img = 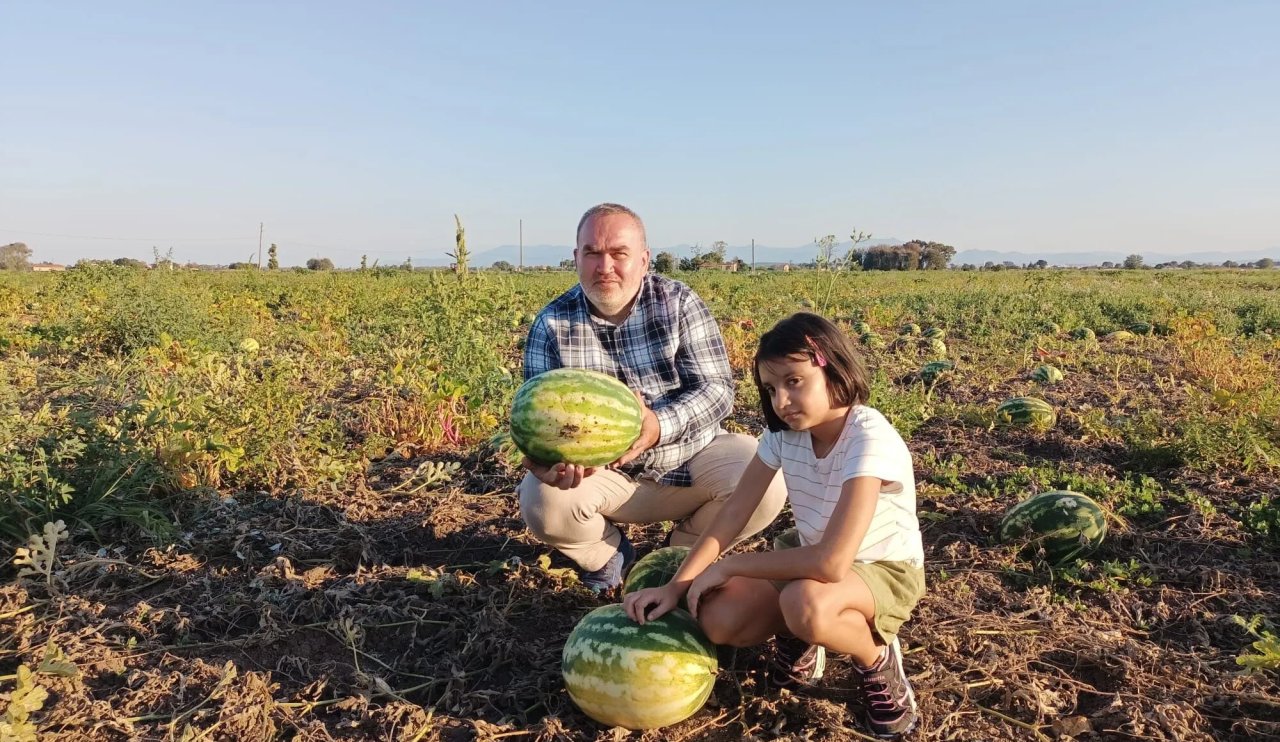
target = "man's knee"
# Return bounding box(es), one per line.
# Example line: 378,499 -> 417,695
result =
517,474 -> 582,542
695,433 -> 761,501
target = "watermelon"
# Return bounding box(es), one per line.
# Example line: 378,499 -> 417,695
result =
1128,322 -> 1154,336
562,604 -> 718,730
925,338 -> 948,357
1031,364 -> 1064,384
510,369 -> 643,467
854,321 -> 872,335
923,327 -> 946,340
1106,330 -> 1136,341
920,360 -> 955,386
860,332 -> 886,350
1041,321 -> 1062,335
999,490 -> 1108,565
994,396 -> 1056,431
1070,328 -> 1096,341
900,323 -> 921,336
623,546 -> 690,595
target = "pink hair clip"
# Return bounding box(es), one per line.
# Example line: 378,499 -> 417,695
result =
804,335 -> 828,367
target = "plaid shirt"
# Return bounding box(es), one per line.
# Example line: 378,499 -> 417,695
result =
523,274 -> 734,485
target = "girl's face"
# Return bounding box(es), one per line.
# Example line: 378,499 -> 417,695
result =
758,355 -> 848,431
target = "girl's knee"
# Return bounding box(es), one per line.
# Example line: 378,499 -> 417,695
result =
779,580 -> 839,642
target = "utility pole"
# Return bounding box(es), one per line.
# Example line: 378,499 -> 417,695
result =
257,222 -> 264,269
519,219 -> 523,271
751,238 -> 756,272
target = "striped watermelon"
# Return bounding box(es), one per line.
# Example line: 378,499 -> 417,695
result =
623,546 -> 690,601
510,369 -> 643,467
854,321 -> 872,335
900,323 -> 921,336
920,360 -> 955,386
562,604 -> 718,730
1128,322 -> 1154,336
1070,328 -> 1096,341
860,332 -> 886,350
1041,321 -> 1062,335
1031,364 -> 1064,384
923,327 -> 946,340
999,490 -> 1108,565
1105,329 -> 1136,341
925,338 -> 948,357
995,397 -> 1056,431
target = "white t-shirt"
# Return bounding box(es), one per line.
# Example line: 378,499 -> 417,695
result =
757,405 -> 925,567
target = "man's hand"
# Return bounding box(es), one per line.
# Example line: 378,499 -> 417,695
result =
523,457 -> 596,490
613,392 -> 660,468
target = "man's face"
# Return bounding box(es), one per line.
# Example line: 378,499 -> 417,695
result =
575,213 -> 650,321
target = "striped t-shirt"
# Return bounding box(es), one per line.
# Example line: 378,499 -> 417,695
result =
757,406 -> 924,567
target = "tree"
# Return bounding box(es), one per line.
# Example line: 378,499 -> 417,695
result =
448,214 -> 469,276
402,257 -> 413,271
113,257 -> 148,269
1034,259 -> 1049,270
906,240 -> 956,270
491,260 -> 514,271
709,241 -> 728,264
359,254 -> 368,271
1256,258 -> 1275,269
306,257 -> 334,271
152,246 -> 176,271
843,229 -> 872,270
0,242 -> 33,270
652,251 -> 676,273
267,243 -> 279,270
1123,254 -> 1144,270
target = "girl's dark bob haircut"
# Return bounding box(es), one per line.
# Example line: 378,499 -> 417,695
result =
753,312 -> 871,432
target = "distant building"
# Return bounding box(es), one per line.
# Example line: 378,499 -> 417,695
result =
31,262 -> 66,272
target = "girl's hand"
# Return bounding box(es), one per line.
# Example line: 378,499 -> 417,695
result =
623,585 -> 681,625
687,562 -> 730,620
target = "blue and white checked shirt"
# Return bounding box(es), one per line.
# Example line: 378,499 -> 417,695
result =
523,274 -> 734,485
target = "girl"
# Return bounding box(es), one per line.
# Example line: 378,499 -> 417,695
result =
623,312 -> 926,739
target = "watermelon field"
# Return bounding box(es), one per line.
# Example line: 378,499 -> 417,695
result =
2,264 -> 1278,740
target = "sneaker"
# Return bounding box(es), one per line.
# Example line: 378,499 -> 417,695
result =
855,637 -> 918,739
578,533 -> 635,593
767,636 -> 826,690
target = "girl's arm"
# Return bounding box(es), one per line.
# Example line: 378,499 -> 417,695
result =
713,475 -> 880,584
624,454 -> 777,623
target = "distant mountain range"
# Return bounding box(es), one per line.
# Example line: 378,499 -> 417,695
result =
421,241 -> 1278,268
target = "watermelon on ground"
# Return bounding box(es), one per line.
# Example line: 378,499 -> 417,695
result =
994,396 -> 1057,431
920,360 -> 956,386
999,490 -> 1108,565
510,369 -> 643,467
623,546 -> 691,596
1070,328 -> 1096,341
1032,364 -> 1065,384
562,604 -> 717,730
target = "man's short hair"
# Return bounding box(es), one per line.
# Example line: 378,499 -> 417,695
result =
576,203 -> 647,249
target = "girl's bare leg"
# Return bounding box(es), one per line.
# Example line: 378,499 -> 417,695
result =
696,576 -> 788,647
778,573 -> 881,667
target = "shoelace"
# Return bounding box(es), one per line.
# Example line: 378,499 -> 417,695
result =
862,671 -> 907,717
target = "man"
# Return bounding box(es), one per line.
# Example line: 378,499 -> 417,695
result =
520,203 -> 788,591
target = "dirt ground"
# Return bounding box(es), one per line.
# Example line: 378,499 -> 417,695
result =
3,347 -> 1279,740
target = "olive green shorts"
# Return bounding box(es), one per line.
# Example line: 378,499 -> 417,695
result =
771,528 -> 926,642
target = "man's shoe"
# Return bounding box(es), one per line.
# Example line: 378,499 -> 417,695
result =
767,636 -> 826,690
578,533 -> 635,593
855,637 -> 918,739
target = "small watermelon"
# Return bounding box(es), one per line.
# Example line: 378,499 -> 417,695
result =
562,604 -> 718,730
920,360 -> 955,386
1070,328 -> 1096,341
923,327 -> 946,340
860,332 -> 886,350
1128,322 -> 1154,336
1031,364 -> 1064,384
854,321 -> 872,335
999,490 -> 1108,565
900,323 -> 921,336
1105,330 -> 1136,341
924,338 -> 948,357
995,396 -> 1057,431
623,546 -> 690,604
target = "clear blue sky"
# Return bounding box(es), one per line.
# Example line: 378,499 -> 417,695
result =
3,1 -> 1277,267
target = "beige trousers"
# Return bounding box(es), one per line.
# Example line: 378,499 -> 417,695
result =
518,432 -> 788,571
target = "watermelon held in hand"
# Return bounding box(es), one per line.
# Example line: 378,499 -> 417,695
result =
562,604 -> 718,730
510,369 -> 643,467
994,396 -> 1057,431
623,546 -> 690,606
999,490 -> 1108,565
